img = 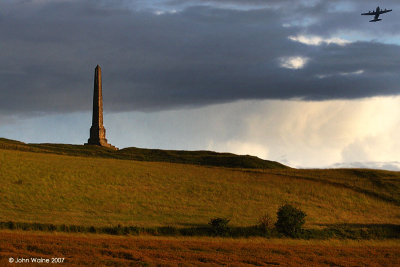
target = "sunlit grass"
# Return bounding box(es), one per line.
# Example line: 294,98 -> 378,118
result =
1,149 -> 399,227
1,231 -> 399,266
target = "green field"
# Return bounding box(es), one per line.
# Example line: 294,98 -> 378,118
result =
1,138 -> 399,232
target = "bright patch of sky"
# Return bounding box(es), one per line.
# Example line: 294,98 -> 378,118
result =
279,56 -> 309,69
154,9 -> 178,15
289,35 -> 351,46
316,70 -> 364,79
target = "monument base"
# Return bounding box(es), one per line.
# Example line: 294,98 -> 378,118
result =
85,138 -> 118,150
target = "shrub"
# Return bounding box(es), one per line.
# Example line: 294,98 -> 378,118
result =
157,226 -> 180,236
258,213 -> 275,232
7,221 -> 15,230
275,204 -> 306,237
209,217 -> 230,236
48,224 -> 56,231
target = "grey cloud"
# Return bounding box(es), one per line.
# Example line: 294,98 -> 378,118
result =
1,0 -> 400,115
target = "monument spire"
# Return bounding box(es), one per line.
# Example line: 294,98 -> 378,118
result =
92,65 -> 103,129
85,65 -> 117,150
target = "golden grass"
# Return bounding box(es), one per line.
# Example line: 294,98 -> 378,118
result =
0,231 -> 399,266
1,148 -> 399,228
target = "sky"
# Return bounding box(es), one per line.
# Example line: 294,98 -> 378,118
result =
1,0 -> 400,169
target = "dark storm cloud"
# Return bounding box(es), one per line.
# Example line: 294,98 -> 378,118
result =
1,0 -> 400,115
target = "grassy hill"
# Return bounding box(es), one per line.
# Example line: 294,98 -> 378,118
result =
1,138 -> 399,231
0,138 -> 288,169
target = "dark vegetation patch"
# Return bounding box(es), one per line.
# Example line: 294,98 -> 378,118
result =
1,221 -> 399,239
0,138 -> 288,169
275,204 -> 306,237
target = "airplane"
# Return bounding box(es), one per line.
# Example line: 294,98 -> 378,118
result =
361,6 -> 392,22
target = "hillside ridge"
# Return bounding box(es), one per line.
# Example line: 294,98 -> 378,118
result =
0,137 -> 288,169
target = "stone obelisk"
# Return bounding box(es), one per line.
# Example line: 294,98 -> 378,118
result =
85,65 -> 117,150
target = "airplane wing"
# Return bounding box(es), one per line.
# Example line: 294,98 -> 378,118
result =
379,9 -> 392,14
361,11 -> 377,15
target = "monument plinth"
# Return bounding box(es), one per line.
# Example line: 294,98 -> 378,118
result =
85,65 -> 117,150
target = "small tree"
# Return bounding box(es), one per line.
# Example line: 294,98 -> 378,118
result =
209,217 -> 230,236
275,204 -> 306,237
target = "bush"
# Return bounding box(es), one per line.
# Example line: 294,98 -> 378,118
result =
209,217 -> 230,236
258,213 -> 275,233
275,204 -> 306,237
157,226 -> 180,236
7,221 -> 15,230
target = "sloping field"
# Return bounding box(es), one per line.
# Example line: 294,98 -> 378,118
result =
1,147 -> 399,228
1,231 -> 399,266
0,138 -> 287,169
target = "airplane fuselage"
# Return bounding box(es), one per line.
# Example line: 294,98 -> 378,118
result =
375,6 -> 380,19
361,6 -> 391,22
